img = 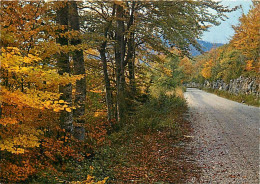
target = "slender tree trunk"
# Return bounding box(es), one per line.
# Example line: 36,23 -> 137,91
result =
126,2 -> 136,94
56,3 -> 73,133
99,5 -> 115,122
128,41 -> 135,93
115,4 -> 126,125
69,2 -> 86,141
100,45 -> 114,122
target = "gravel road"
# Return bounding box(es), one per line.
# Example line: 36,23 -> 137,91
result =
184,88 -> 259,183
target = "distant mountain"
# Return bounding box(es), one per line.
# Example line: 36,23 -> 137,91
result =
190,40 -> 224,56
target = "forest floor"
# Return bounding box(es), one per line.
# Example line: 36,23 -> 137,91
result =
92,92 -> 201,183
185,88 -> 259,183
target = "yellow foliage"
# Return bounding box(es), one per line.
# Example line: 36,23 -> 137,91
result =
85,48 -> 99,56
0,117 -> 19,126
94,111 -> 107,117
0,47 -> 80,158
0,126 -> 43,154
231,3 -> 260,72
70,175 -> 109,184
179,56 -> 194,78
201,59 -> 214,79
245,60 -> 255,71
66,108 -> 72,112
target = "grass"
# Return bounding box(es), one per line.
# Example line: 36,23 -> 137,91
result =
203,88 -> 259,107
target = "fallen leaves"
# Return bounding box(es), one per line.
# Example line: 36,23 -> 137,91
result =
113,120 -> 200,183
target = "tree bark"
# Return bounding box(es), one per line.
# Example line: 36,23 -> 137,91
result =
126,2 -> 136,94
69,2 -> 86,141
98,5 -> 115,122
100,44 -> 114,122
56,3 -> 73,133
115,4 -> 126,125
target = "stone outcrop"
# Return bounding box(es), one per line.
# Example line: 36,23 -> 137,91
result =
185,76 -> 260,96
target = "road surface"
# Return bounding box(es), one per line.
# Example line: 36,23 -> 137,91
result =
184,88 -> 259,183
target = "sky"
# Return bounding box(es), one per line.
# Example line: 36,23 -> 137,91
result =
201,0 -> 253,44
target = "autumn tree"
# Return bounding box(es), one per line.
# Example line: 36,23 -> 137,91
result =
80,1 -> 235,124
231,2 -> 260,73
68,2 -> 87,140
0,2 -> 86,182
179,56 -> 194,82
194,3 -> 259,82
56,3 -> 74,134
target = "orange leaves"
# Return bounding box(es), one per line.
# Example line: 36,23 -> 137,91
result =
1,1 -> 49,50
41,137 -> 84,161
85,119 -> 109,149
231,3 -> 260,72
245,60 -> 255,71
113,126 -> 197,183
0,117 -> 19,126
0,160 -> 36,182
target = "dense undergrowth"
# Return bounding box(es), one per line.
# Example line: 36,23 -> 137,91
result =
89,89 -> 199,183
203,88 -> 260,107
22,88 -> 199,184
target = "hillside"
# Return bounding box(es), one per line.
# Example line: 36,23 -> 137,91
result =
190,40 -> 224,56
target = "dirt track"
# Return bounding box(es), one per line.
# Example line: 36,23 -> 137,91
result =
184,88 -> 259,183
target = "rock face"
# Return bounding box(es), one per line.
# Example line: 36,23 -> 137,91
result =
185,76 -> 260,96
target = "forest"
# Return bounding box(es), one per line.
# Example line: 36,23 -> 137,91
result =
0,1 -> 258,183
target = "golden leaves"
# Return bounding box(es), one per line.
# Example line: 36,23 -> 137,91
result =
59,100 -> 65,103
245,60 -> 255,71
84,48 -> 99,57
70,174 -> 109,184
231,3 -> 260,72
65,108 -> 72,112
179,57 -> 193,76
0,117 -> 19,126
201,59 -> 214,79
0,47 -> 85,117
0,126 -> 43,154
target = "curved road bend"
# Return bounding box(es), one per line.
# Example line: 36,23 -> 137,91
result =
184,88 -> 259,183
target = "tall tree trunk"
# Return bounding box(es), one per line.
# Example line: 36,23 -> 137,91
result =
56,3 -> 73,133
115,4 -> 126,125
69,2 -> 86,141
100,44 -> 114,122
126,2 -> 136,94
128,40 -> 135,93
99,5 -> 115,122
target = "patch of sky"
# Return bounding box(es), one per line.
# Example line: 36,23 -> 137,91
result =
201,0 -> 253,44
